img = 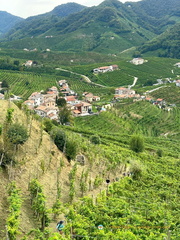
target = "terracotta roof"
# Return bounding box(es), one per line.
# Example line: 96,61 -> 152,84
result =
65,96 -> 76,101
46,91 -> 54,94
36,105 -> 47,111
85,93 -> 93,97
115,87 -> 126,90
114,94 -> 127,98
157,98 -> 163,101
81,101 -> 92,106
98,66 -> 110,70
73,110 -> 81,114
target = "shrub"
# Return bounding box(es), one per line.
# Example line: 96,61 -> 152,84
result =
157,149 -> 163,157
43,118 -> 54,133
130,160 -> 144,179
7,123 -> 28,146
51,128 -> 66,152
130,135 -> 144,153
90,135 -> 101,144
65,140 -> 77,161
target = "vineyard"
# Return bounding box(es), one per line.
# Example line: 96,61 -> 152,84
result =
0,70 -> 112,100
69,57 -> 180,87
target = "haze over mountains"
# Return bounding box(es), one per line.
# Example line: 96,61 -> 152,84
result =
0,0 -> 179,57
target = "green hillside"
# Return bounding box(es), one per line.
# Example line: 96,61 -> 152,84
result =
68,57 -> 180,87
139,23 -> 180,58
0,79 -> 179,239
0,11 -> 23,35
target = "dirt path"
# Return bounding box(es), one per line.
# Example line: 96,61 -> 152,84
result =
56,68 -> 107,88
129,76 -> 138,89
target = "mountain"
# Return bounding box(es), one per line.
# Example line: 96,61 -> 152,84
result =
45,2 -> 87,17
2,2 -> 86,39
0,11 -> 23,35
139,23 -> 180,58
1,0 -> 180,55
124,0 -> 180,34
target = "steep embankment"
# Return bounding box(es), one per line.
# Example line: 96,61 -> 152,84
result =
0,100 -> 70,236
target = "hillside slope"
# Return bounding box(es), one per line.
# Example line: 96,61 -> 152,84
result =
0,11 -> 23,35
139,23 -> 180,58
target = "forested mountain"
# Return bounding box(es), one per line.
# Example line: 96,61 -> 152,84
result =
0,11 -> 23,35
139,23 -> 180,58
1,0 -> 180,56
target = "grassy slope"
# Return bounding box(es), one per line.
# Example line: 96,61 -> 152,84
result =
68,57 -> 180,87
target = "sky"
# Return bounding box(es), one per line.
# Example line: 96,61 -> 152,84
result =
0,0 -> 140,19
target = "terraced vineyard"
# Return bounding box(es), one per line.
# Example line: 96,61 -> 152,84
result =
0,70 -> 57,99
69,57 -> 180,87
0,70 -> 112,100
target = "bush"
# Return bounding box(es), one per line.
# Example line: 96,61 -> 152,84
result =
65,140 -> 77,161
130,135 -> 144,153
130,160 -> 144,179
43,118 -> 54,133
51,128 -> 66,152
157,149 -> 163,157
7,123 -> 28,146
90,135 -> 101,144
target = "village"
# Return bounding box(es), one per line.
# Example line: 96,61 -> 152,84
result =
0,59 -> 180,122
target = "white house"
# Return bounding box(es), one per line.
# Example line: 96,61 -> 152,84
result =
25,60 -> 33,67
93,65 -> 118,73
29,92 -> 44,106
115,87 -> 135,95
176,80 -> 180,87
175,62 -> 180,68
130,58 -> 146,65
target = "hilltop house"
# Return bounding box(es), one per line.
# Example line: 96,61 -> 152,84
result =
176,80 -> 180,87
93,65 -> 118,73
130,58 -> 146,65
24,60 -> 33,67
175,62 -> 180,68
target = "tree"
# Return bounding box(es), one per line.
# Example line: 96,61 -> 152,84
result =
2,80 -> 9,89
43,118 -> 54,133
56,98 -> 67,107
7,123 -> 28,146
50,128 -> 66,152
58,106 -> 72,125
13,60 -> 20,66
65,139 -> 77,161
130,135 -> 144,153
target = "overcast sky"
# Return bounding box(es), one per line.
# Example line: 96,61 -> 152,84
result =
0,0 -> 140,18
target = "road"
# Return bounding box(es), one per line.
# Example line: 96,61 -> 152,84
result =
129,77 -> 138,89
56,68 -> 107,87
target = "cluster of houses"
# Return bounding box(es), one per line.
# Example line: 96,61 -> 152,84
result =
113,87 -> 176,111
114,87 -> 140,99
58,80 -> 100,116
24,86 -> 59,120
23,80 -> 101,121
